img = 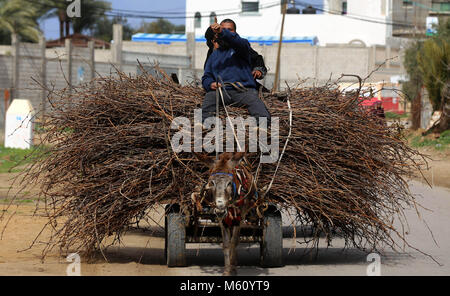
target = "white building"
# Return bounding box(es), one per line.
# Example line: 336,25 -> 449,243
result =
185,0 -> 394,46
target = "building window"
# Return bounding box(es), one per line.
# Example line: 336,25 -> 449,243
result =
194,12 -> 201,28
432,2 -> 450,12
443,2 -> 450,11
210,12 -> 217,24
342,1 -> 347,15
242,1 -> 259,13
302,6 -> 316,14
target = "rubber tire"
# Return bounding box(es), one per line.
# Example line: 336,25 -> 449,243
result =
165,211 -> 187,267
260,210 -> 283,267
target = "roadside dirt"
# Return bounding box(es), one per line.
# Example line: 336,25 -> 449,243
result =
0,203 -> 172,276
411,147 -> 450,189
0,171 -> 171,276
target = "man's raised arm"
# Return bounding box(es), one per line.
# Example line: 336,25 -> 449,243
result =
210,22 -> 250,60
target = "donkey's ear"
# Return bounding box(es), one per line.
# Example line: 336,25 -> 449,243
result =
230,151 -> 246,167
193,152 -> 215,168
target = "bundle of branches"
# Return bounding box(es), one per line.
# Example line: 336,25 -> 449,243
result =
5,68 -> 428,259
260,87 -> 427,252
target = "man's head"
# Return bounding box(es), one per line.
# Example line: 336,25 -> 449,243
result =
220,19 -> 236,32
210,19 -> 236,49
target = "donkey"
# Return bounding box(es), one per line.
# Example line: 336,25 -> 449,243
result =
192,152 -> 258,276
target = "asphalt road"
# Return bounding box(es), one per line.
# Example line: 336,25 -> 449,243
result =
100,180 -> 450,276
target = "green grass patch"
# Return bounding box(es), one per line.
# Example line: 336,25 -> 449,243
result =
0,195 -> 39,205
0,146 -> 34,173
410,130 -> 450,150
16,199 -> 33,204
385,112 -> 409,119
0,198 -> 30,205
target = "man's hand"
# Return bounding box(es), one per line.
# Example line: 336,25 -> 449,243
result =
210,82 -> 222,90
210,17 -> 222,34
252,70 -> 262,79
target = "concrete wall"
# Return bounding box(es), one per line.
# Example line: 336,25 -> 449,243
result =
15,42 -> 45,112
0,36 -> 192,121
0,55 -> 12,89
122,40 -> 403,86
0,55 -> 12,130
348,0 -> 388,17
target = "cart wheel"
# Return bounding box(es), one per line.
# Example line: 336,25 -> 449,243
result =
165,206 -> 186,267
260,207 -> 283,267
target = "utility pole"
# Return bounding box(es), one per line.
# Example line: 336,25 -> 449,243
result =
11,33 -> 19,102
273,1 -> 287,93
413,1 -> 417,38
112,24 -> 123,71
39,35 -> 47,116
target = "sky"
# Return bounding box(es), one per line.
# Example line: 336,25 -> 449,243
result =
39,0 -> 324,40
40,0 -> 186,40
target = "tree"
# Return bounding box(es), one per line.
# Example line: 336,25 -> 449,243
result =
0,0 -> 40,43
403,18 -> 450,132
417,20 -> 450,132
71,0 -> 111,34
136,18 -> 185,34
402,41 -> 423,129
402,41 -> 423,103
417,40 -> 449,110
92,16 -> 134,42
37,0 -> 70,39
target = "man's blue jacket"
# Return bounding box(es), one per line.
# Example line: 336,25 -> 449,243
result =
202,29 -> 256,92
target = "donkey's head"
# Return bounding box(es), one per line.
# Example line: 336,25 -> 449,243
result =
195,152 -> 246,214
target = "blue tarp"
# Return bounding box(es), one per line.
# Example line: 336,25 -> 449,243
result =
131,33 -> 318,46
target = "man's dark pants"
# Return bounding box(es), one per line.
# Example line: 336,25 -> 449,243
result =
201,88 -> 271,124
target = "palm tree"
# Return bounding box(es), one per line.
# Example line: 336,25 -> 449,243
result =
0,0 -> 40,43
35,0 -> 66,39
39,0 -> 110,39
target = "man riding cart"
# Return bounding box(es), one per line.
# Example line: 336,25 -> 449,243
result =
204,19 -> 269,93
200,18 -> 271,125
